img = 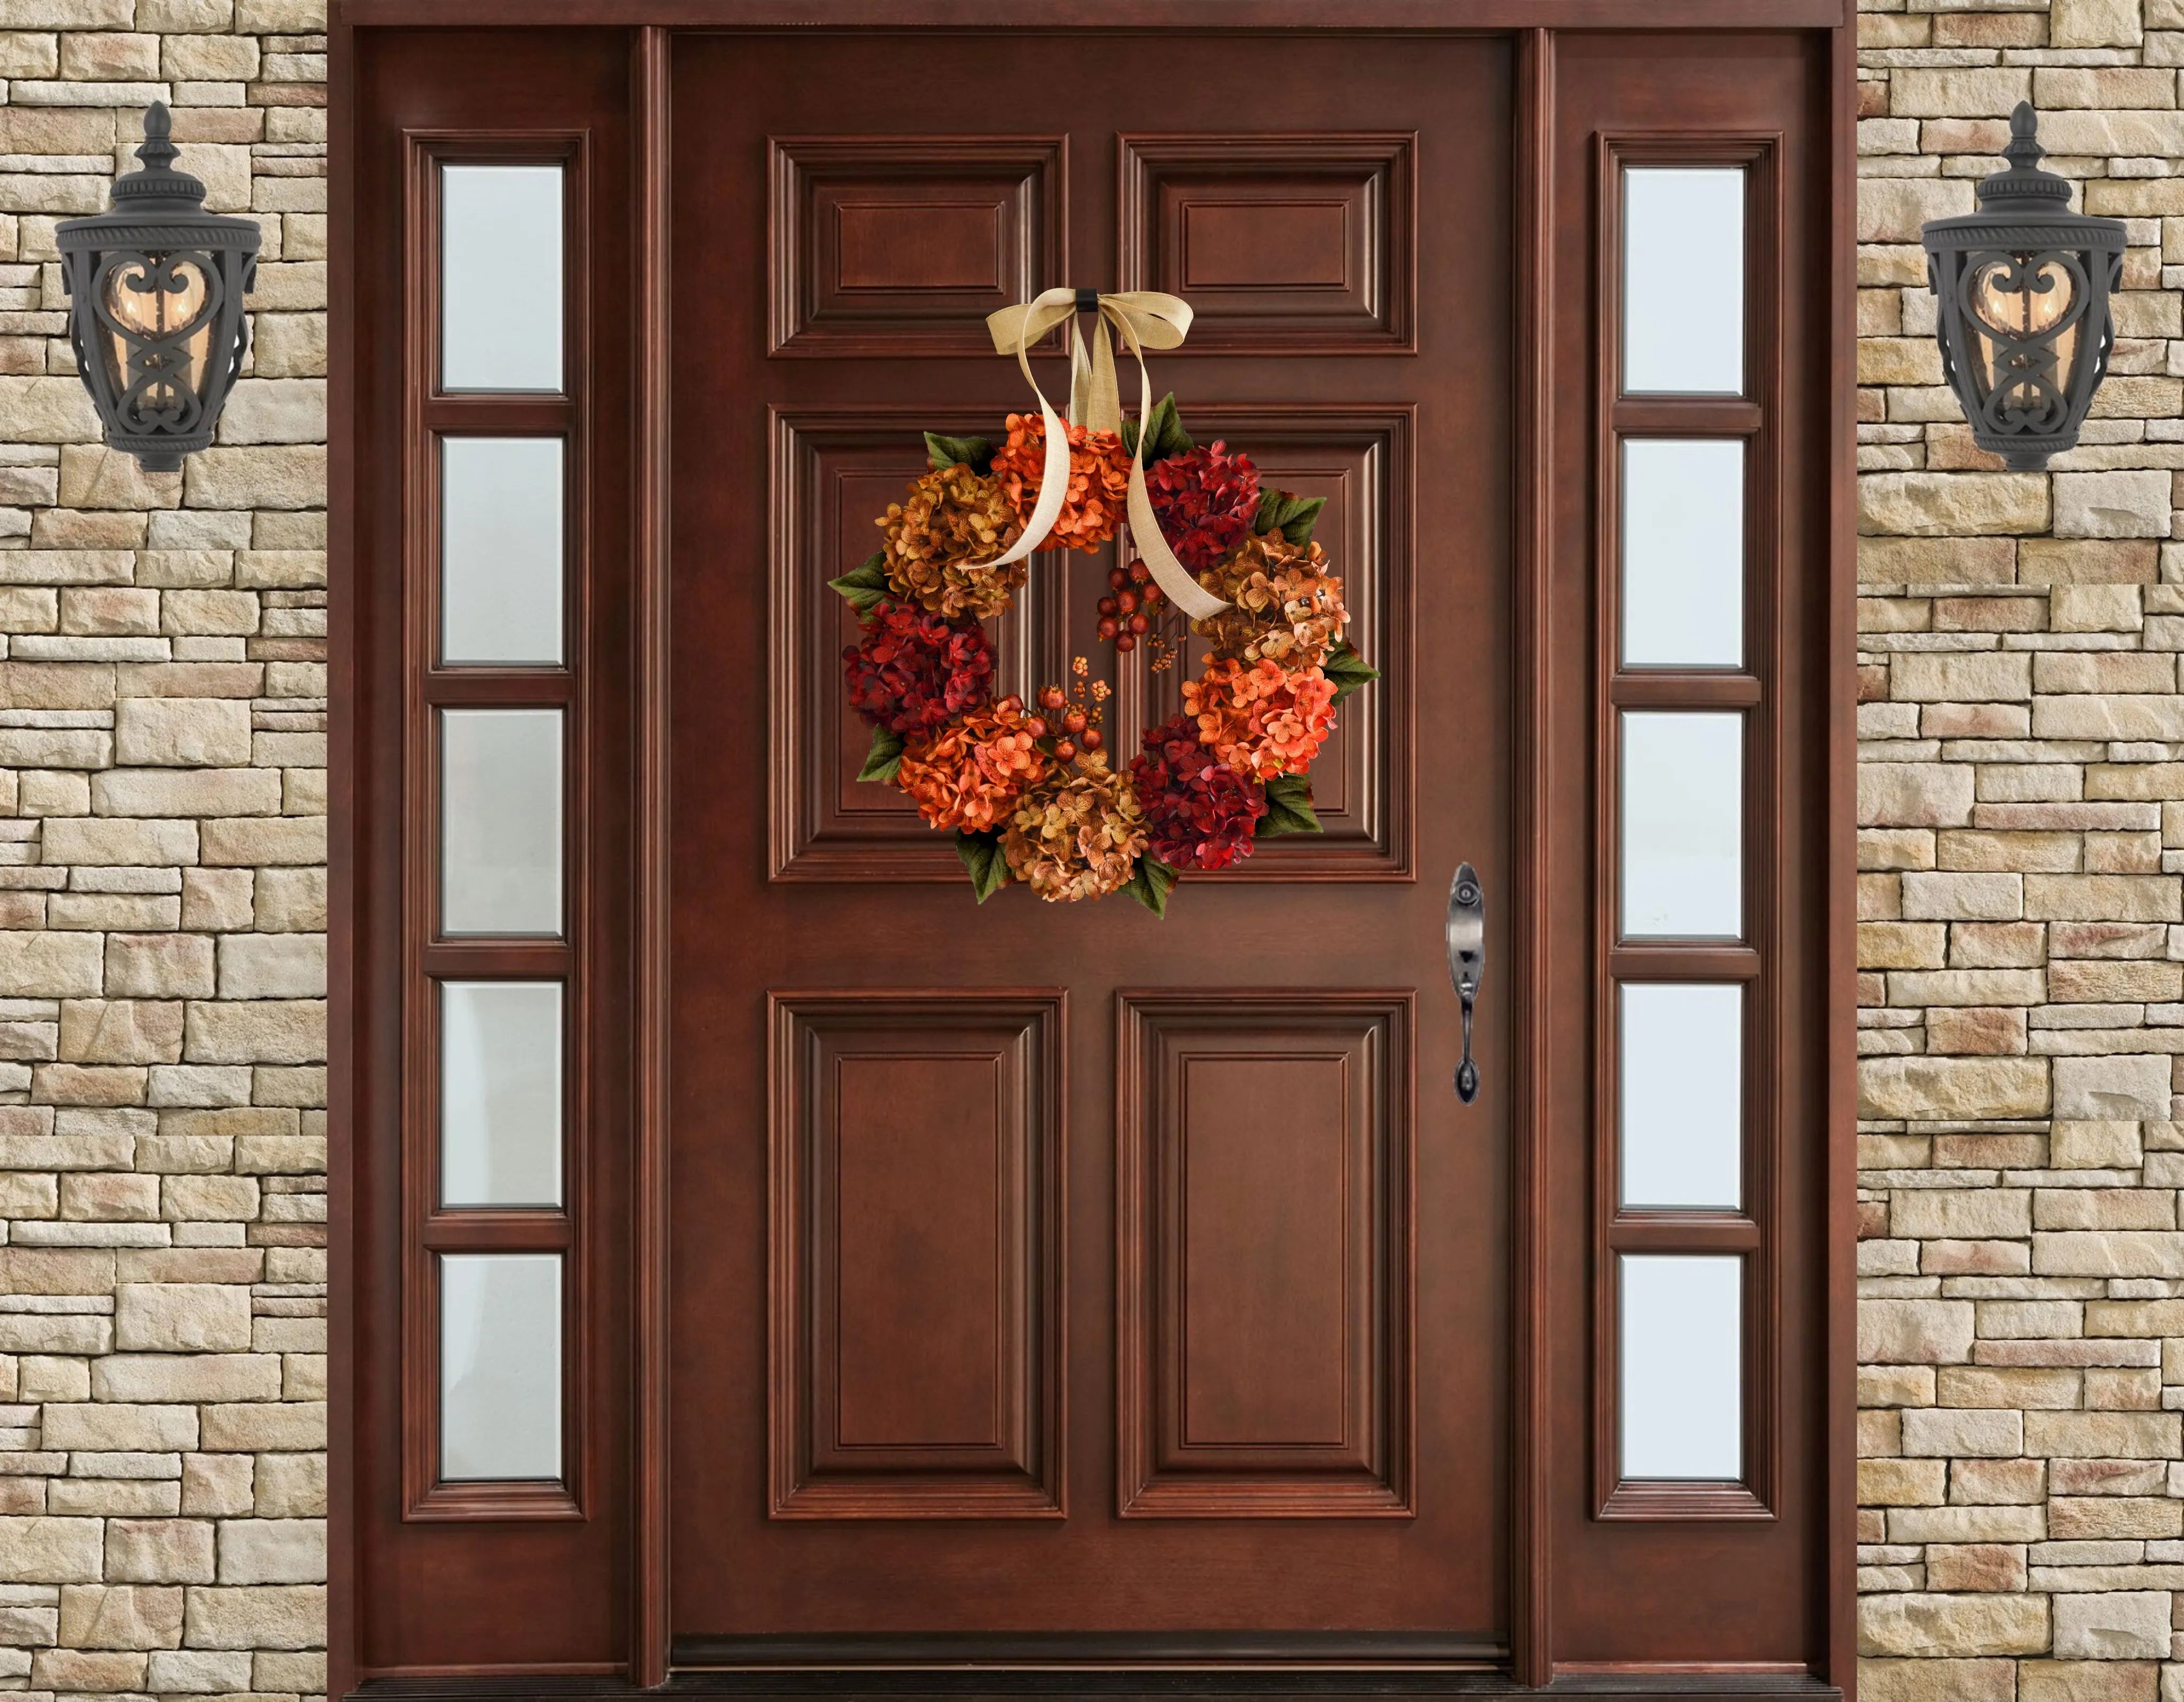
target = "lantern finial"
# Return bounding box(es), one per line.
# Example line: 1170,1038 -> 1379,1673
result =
2004,101 -> 2042,172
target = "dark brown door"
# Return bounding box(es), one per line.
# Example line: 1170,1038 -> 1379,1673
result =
668,31 -> 1512,1654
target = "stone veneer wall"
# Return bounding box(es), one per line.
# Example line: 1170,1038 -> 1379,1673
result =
1859,0 -> 2184,1692
0,0 -> 328,1696
13,0 -> 2184,1697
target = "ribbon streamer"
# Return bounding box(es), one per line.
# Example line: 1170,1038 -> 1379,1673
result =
966,287 -> 1229,623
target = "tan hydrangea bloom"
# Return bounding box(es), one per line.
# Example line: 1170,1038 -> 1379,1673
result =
878,463 -> 1028,620
1192,531 -> 1347,668
1000,755 -> 1148,903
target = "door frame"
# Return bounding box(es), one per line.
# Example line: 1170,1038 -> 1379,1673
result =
325,5 -> 1858,1695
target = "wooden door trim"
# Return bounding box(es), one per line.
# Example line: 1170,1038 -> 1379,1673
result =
633,21 -> 674,1690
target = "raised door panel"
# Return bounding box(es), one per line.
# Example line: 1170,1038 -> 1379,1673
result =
769,991 -> 1065,1517
1118,135 -> 1416,353
770,410 -> 1058,880
1119,407 -> 1412,878
1116,991 -> 1413,1517
770,136 -> 1066,355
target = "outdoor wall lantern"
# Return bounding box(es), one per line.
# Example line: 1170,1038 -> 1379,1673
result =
1921,102 -> 2124,471
56,103 -> 260,472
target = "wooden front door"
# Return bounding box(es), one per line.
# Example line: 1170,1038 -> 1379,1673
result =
667,31 -> 1511,1657
338,14 -> 1855,1693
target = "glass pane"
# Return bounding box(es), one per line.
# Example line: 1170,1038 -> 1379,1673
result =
440,1253 -> 561,1481
1620,983 -> 1742,1209
440,437 -> 564,667
441,981 -> 562,1208
1621,1253 -> 1741,1481
440,709 -> 562,937
1622,711 -> 1742,940
441,163 -> 563,393
1623,167 -> 1744,396
1622,439 -> 1744,669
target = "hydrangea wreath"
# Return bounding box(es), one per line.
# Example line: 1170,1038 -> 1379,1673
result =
832,395 -> 1378,913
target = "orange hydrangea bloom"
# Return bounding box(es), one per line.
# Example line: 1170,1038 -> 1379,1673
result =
1181,658 -> 1337,782
988,413 -> 1133,552
896,702 -> 1049,834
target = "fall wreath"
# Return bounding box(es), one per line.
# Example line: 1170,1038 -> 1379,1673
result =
830,290 -> 1378,914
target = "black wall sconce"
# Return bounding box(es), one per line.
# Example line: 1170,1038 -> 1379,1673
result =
56,103 -> 260,473
1921,102 -> 2125,471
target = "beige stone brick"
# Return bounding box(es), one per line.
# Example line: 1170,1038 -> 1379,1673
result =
1924,1545 -> 2028,1593
1862,763 -> 1976,828
181,1000 -> 323,1066
2053,1593 -> 2170,1660
1863,1056 -> 2048,1119
103,1520 -> 211,1586
2051,0 -> 2145,46
178,1583 -> 323,1650
1863,1661 -> 2018,1702
2024,1411 -> 2183,1458
213,1521 -> 319,1585
1859,1593 -> 2049,1657
1861,472 -> 2050,537
178,1456 -> 250,1520
56,1584 -> 183,1652
112,699 -> 252,768
2054,1054 -> 2173,1119
0,1518 -> 103,1584
112,1285 -> 252,1354
250,1454 -> 320,1519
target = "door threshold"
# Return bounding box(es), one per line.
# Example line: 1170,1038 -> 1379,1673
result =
351,1672 -> 1841,1702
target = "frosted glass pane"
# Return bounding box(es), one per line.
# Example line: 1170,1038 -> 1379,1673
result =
1620,983 -> 1742,1209
440,1253 -> 560,1481
1622,439 -> 1744,669
441,164 -> 563,392
1622,711 -> 1742,940
441,981 -> 562,1208
1622,1254 -> 1741,1480
1624,167 -> 1744,395
441,437 -> 564,667
441,709 -> 561,936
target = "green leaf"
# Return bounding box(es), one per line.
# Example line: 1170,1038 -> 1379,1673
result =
1277,496 -> 1325,546
1123,856 -> 1177,918
1123,393 -> 1194,463
1322,640 -> 1382,703
857,725 -> 905,785
828,551 -> 891,618
1258,772 -> 1322,837
924,431 -> 993,474
955,831 -> 1011,903
1252,489 -> 1325,546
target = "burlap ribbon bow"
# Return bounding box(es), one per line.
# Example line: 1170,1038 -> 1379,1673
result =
961,287 -> 1228,622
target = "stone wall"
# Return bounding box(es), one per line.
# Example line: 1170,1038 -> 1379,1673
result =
1858,0 -> 2184,1693
7,0 -> 2184,1694
0,0 -> 328,1696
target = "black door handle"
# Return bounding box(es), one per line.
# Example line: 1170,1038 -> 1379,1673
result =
1446,862 -> 1484,1103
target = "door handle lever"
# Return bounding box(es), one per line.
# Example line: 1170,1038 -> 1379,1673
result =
1445,862 -> 1484,1103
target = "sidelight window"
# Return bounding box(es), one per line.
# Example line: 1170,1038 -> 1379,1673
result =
1596,142 -> 1775,1520
404,146 -> 584,1517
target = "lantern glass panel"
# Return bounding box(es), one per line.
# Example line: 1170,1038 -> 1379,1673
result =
99,254 -> 214,418
1967,253 -> 2081,419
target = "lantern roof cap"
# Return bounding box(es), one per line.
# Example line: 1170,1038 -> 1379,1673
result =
1976,103 -> 2074,213
106,103 -> 207,215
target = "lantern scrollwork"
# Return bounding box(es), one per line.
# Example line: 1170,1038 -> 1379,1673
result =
1921,102 -> 2124,472
56,103 -> 260,473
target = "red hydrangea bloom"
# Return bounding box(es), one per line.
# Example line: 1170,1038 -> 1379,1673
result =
1145,441 -> 1261,575
1128,713 -> 1268,871
841,599 -> 995,736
